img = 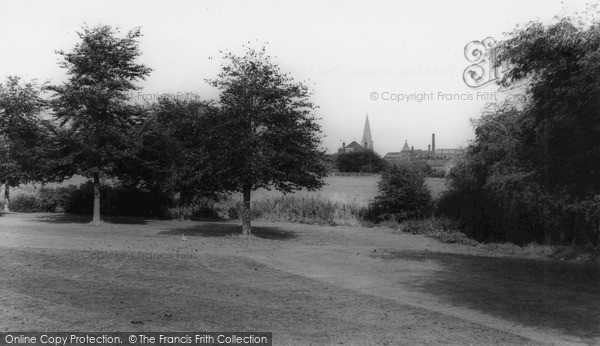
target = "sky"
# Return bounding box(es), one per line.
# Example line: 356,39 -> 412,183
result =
0,0 -> 592,155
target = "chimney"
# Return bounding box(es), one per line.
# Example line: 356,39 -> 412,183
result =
342,141 -> 346,149
411,146 -> 414,153
432,133 -> 436,153
428,144 -> 431,151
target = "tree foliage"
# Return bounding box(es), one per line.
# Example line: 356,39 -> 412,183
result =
497,16 -> 600,197
49,25 -> 151,223
207,45 -> 327,234
335,150 -> 387,173
0,76 -> 56,211
440,12 -> 600,245
365,165 -> 432,223
125,97 -> 225,203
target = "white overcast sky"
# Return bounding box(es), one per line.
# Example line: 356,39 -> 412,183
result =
0,0 -> 591,155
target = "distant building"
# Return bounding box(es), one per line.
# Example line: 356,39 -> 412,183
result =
331,117 -> 465,174
338,140 -> 365,154
337,115 -> 373,154
383,133 -> 466,173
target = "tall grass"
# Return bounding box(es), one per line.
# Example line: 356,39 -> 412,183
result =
234,195 -> 365,226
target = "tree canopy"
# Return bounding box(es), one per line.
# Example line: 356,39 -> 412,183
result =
125,97 -> 226,203
440,13 -> 600,245
335,150 -> 387,173
0,76 -> 53,211
497,16 -> 600,197
49,24 -> 151,224
207,45 -> 327,234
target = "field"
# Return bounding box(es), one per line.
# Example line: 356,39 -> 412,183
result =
1,212 -> 598,345
8,176 -> 447,208
237,176 -> 447,206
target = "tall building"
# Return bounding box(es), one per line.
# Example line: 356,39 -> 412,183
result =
337,114 -> 374,154
361,115 -> 373,151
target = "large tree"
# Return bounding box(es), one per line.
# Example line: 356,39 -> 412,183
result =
122,97 -> 225,202
0,76 -> 49,212
49,25 -> 151,224
208,46 -> 327,235
496,16 -> 600,197
440,12 -> 600,245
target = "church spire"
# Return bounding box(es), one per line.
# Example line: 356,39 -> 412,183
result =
361,114 -> 373,151
401,139 -> 410,152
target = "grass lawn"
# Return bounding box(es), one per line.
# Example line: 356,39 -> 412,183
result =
1,212 -> 598,345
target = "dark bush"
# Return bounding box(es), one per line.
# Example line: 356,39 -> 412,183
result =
10,194 -> 41,212
336,150 -> 387,173
364,165 -> 433,223
10,186 -> 77,213
436,161 -> 600,246
37,186 -> 77,212
167,198 -> 222,220
64,181 -> 171,218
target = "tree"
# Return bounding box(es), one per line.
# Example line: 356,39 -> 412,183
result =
49,25 -> 151,224
208,45 -> 327,235
496,15 -> 600,197
0,76 -> 48,212
438,11 -> 600,245
335,150 -> 387,173
438,99 -> 548,244
123,97 -> 225,203
365,165 -> 432,223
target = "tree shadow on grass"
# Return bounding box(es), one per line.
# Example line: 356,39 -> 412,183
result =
411,253 -> 600,339
160,222 -> 297,240
34,213 -> 147,225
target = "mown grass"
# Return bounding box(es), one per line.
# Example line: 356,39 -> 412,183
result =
7,176 -> 597,262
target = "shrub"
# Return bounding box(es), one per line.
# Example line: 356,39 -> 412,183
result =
10,194 -> 41,212
37,186 -> 77,212
364,165 -> 433,223
167,199 -> 221,220
9,186 -> 77,213
64,181 -> 170,217
437,159 -> 600,246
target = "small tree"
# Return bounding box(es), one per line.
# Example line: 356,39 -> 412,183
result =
49,25 -> 151,224
208,45 -> 327,235
366,165 -> 433,223
0,76 -> 48,212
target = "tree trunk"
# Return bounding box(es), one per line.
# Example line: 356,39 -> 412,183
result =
92,172 -> 101,225
2,183 -> 9,213
242,185 -> 251,235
